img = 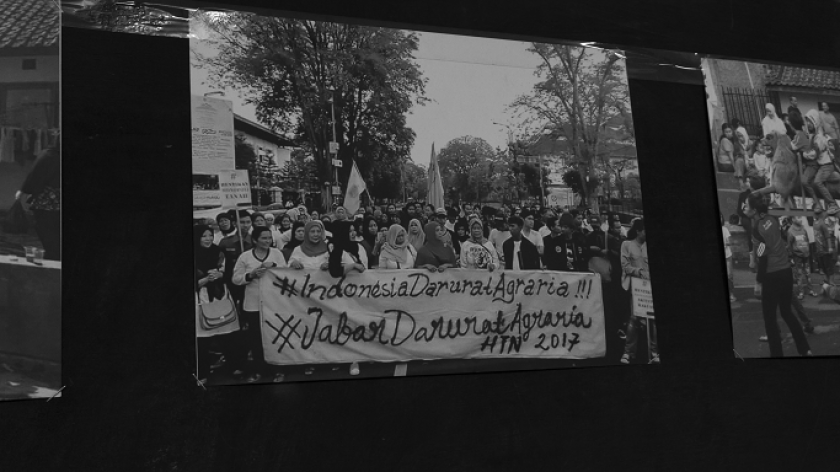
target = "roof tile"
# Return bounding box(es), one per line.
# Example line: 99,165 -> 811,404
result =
764,64 -> 840,92
0,0 -> 59,50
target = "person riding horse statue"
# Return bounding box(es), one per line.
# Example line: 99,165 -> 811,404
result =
751,109 -> 839,213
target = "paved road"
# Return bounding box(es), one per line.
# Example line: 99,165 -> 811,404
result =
0,354 -> 61,401
729,258 -> 840,358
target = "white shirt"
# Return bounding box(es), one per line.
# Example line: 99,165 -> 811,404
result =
538,225 -> 552,239
289,246 -> 357,270
459,240 -> 499,270
489,229 -> 510,260
522,228 -> 544,253
232,248 -> 287,312
512,241 -> 522,271
378,244 -> 417,269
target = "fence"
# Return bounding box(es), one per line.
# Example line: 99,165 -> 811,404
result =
721,87 -> 779,138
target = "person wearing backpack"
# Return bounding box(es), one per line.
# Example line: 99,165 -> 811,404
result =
788,217 -> 816,300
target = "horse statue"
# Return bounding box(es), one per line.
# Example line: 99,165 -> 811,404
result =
752,130 -> 840,211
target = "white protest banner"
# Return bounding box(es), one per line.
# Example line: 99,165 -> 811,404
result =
218,170 -> 251,209
259,269 -> 605,364
191,95 -> 235,174
631,277 -> 654,318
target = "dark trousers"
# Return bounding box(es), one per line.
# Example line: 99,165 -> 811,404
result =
241,310 -> 266,368
33,210 -> 60,261
761,268 -> 810,356
818,253 -> 836,283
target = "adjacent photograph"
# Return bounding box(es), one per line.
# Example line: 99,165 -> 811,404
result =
0,0 -> 61,400
704,57 -> 840,358
190,9 -> 654,385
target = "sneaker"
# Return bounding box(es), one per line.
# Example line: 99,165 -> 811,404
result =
649,354 -> 660,364
245,373 -> 262,383
620,354 -> 631,364
810,290 -> 819,297
805,350 -> 814,357
759,335 -> 768,342
350,362 -> 360,376
272,373 -> 285,383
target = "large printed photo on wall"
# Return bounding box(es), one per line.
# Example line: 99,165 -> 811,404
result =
190,9 -> 655,386
0,0 -> 61,400
704,57 -> 840,358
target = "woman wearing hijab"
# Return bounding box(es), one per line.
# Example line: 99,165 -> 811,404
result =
379,224 -> 417,269
459,218 -> 498,271
414,221 -> 458,272
194,224 -> 239,381
407,218 -> 425,251
762,103 -> 787,138
328,220 -> 368,277
232,226 -> 287,383
351,219 -> 373,267
288,220 -> 331,270
281,221 -> 306,263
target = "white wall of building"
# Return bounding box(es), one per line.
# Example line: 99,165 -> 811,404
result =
0,55 -> 58,83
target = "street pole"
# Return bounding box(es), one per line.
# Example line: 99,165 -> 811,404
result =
330,90 -> 338,210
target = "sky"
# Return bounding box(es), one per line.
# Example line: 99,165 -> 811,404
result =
189,17 -> 610,168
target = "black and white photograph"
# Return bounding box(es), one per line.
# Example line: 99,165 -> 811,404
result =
190,9 -> 655,386
705,57 -> 840,358
0,0 -> 61,400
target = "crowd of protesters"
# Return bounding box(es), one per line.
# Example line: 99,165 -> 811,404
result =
718,98 -> 840,357
194,199 -> 652,384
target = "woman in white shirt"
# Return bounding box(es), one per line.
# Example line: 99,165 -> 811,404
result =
379,224 -> 417,269
459,218 -> 498,271
288,220 -> 331,270
232,226 -> 287,383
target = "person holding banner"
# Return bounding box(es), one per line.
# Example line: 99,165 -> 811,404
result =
232,226 -> 287,383
328,221 -> 368,277
415,222 -> 458,272
459,218 -> 498,271
503,216 -> 541,270
288,220 -> 331,270
620,218 -> 658,364
281,221 -> 306,263
407,218 -> 426,252
379,224 -> 417,269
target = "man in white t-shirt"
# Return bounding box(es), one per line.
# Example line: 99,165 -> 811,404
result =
520,209 -> 544,256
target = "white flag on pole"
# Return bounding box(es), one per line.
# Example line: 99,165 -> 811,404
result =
344,160 -> 366,215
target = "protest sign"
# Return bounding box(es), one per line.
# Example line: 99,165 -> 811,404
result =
218,170 -> 251,209
191,95 -> 235,174
259,269 -> 606,364
631,277 -> 654,318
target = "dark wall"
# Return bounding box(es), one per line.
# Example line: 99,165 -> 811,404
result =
3,1 -> 840,470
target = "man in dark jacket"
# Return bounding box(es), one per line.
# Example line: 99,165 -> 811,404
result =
503,216 -> 541,270
543,213 -> 588,271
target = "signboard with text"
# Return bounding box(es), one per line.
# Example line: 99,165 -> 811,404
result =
191,95 -> 235,174
218,170 -> 251,209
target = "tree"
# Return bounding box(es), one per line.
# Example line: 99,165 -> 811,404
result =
437,136 -> 496,202
403,160 -> 428,201
193,12 -> 428,210
510,44 -> 633,211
